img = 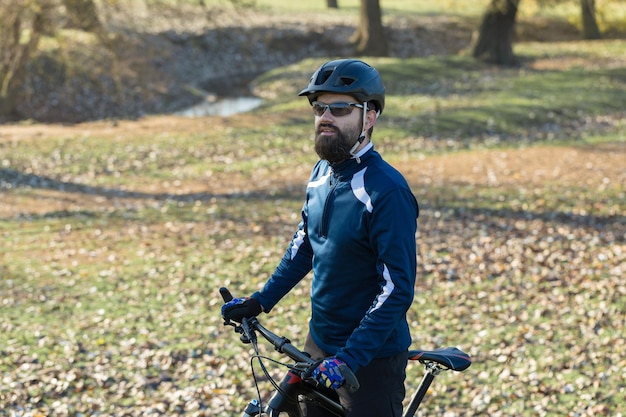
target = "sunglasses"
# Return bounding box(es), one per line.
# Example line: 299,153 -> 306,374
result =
311,101 -> 364,117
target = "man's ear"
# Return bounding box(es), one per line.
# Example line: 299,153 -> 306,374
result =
366,109 -> 378,130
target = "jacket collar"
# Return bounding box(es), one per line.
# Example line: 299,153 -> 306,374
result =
329,143 -> 376,179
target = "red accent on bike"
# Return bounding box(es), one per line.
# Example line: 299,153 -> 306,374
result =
286,371 -> 302,385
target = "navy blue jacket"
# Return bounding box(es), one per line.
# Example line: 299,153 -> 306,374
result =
254,144 -> 419,372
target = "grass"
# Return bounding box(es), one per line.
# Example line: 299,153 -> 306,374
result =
246,0 -> 626,33
259,46 -> 625,148
1,13 -> 626,417
249,0 -> 626,21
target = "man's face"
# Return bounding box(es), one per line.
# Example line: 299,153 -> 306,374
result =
313,93 -> 363,164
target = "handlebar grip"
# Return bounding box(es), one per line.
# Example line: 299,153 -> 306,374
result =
338,364 -> 360,393
220,287 -> 233,302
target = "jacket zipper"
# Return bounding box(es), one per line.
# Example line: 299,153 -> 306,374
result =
321,172 -> 338,238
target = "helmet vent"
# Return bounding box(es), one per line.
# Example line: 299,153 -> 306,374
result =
317,69 -> 334,84
337,76 -> 356,87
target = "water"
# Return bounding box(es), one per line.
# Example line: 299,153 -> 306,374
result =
176,96 -> 263,117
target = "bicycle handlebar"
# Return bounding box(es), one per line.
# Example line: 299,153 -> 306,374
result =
220,287 -> 360,393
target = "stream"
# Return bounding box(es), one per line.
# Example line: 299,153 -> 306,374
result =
175,96 -> 263,117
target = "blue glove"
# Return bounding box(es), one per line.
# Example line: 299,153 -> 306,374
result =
221,297 -> 262,323
312,357 -> 346,390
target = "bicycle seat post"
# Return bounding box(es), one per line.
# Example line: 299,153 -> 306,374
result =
402,362 -> 442,417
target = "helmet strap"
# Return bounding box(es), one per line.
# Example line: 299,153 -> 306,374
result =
349,102 -> 369,159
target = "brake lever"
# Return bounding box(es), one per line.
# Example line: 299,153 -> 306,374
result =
221,318 -> 255,345
293,361 -> 321,387
240,317 -> 257,344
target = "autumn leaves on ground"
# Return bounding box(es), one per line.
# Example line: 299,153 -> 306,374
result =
2,13 -> 626,417
2,117 -> 624,416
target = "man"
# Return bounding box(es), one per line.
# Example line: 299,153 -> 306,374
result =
222,59 -> 419,417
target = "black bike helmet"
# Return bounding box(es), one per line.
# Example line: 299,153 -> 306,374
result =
298,59 -> 385,114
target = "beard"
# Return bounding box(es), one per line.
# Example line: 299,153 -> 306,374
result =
314,123 -> 361,164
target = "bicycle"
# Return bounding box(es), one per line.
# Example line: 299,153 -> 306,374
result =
220,287 -> 471,417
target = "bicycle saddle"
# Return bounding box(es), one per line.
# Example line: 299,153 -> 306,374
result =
408,347 -> 471,372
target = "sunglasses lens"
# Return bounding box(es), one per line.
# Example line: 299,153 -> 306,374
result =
312,102 -> 356,117
329,104 -> 352,117
312,102 -> 327,116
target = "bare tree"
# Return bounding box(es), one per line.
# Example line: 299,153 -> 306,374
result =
472,0 -> 520,66
63,0 -> 125,101
351,0 -> 388,56
0,0 -> 55,120
580,0 -> 601,39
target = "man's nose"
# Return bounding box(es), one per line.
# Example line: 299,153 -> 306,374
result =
319,107 -> 334,120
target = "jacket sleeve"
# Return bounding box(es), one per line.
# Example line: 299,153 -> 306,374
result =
253,209 -> 313,312
253,162 -> 326,311
335,187 -> 418,372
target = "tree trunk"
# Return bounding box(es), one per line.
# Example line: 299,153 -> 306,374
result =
63,0 -> 124,102
0,2 -> 48,120
327,0 -> 338,8
351,0 -> 388,56
63,0 -> 102,32
580,0 -> 601,39
472,0 -> 520,66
